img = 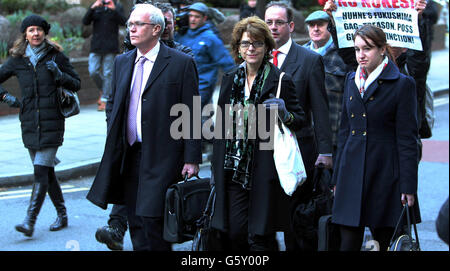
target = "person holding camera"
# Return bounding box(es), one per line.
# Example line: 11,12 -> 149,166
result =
175,2 -> 234,110
0,14 -> 81,238
82,0 -> 127,111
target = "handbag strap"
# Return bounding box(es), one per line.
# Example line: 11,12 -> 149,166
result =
275,72 -> 285,99
274,72 -> 285,132
202,186 -> 216,217
406,203 -> 420,248
389,204 -> 420,249
389,204 -> 407,246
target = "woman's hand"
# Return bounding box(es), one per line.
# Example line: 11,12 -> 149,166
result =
401,193 -> 415,207
46,60 -> 63,81
263,94 -> 290,123
0,85 -> 7,101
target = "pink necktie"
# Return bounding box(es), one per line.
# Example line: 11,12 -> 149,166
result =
127,56 -> 146,146
272,50 -> 280,67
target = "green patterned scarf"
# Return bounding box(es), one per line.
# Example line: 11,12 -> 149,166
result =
223,61 -> 270,190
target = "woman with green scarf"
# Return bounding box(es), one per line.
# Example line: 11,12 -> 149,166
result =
0,14 -> 80,237
209,16 -> 305,251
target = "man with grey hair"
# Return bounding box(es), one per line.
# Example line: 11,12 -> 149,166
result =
303,10 -> 350,154
87,3 -> 201,251
94,1 -> 194,251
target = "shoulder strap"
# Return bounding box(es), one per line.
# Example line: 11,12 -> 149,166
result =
276,72 -> 285,99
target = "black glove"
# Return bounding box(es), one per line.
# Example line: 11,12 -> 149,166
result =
2,93 -> 20,107
263,93 -> 290,123
46,60 -> 63,81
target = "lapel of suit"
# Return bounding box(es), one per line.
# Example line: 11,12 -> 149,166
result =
142,43 -> 170,95
109,49 -> 137,127
259,65 -> 279,99
348,72 -> 366,106
280,42 -> 300,76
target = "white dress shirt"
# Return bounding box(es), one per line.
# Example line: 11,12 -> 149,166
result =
130,42 -> 160,142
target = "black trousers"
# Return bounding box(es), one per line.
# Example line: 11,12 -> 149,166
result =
339,225 -> 394,251
108,204 -> 128,235
225,172 -> 278,251
123,143 -> 171,251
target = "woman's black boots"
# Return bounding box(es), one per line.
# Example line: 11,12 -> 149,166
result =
15,165 -> 49,237
47,167 -> 68,231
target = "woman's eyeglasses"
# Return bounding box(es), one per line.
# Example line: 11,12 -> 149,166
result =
239,41 -> 265,49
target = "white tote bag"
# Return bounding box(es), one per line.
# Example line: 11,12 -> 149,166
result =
272,72 -> 307,196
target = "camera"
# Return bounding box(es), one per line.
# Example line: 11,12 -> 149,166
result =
175,8 -> 189,36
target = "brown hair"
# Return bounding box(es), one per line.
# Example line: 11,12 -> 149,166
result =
231,16 -> 276,64
353,24 -> 394,62
9,32 -> 63,57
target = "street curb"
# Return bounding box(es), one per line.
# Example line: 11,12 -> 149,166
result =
0,160 -> 101,188
0,160 -> 212,188
434,87 -> 449,98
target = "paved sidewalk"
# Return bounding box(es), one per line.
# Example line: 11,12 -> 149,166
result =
0,42 -> 448,187
0,104 -> 107,186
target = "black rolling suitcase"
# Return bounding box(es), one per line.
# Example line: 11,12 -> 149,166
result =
317,215 -> 340,251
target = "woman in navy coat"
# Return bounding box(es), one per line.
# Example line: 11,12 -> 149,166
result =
331,25 -> 420,251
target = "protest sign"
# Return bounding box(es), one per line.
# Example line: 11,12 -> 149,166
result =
332,0 -> 422,50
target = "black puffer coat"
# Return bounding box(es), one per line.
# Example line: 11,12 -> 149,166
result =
0,46 -> 81,150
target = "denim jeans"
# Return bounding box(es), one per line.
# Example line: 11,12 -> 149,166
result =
88,53 -> 115,102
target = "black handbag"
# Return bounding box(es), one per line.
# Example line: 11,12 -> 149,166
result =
192,186 -> 224,251
163,175 -> 211,243
291,166 -> 334,250
52,55 -> 80,118
388,204 -> 421,251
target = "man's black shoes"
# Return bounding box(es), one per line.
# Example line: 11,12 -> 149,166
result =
95,225 -> 124,251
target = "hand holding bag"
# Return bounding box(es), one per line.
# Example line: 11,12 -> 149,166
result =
163,175 -> 211,243
273,72 -> 307,196
52,55 -> 80,118
388,204 -> 421,251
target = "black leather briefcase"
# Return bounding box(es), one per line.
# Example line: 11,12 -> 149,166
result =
163,176 -> 211,243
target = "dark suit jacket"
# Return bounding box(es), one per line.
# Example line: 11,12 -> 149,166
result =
280,42 -> 333,170
87,43 -> 202,217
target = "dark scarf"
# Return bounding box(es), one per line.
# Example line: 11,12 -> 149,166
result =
223,61 -> 270,190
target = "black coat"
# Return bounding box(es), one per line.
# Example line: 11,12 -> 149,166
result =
82,1 -> 127,54
210,64 -> 306,235
0,46 -> 81,150
332,60 -> 420,228
280,42 -> 333,171
86,44 -> 202,217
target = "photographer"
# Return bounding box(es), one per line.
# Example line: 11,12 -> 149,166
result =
175,2 -> 234,109
82,0 -> 127,111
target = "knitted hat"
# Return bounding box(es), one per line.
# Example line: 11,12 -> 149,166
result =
21,14 -> 51,35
